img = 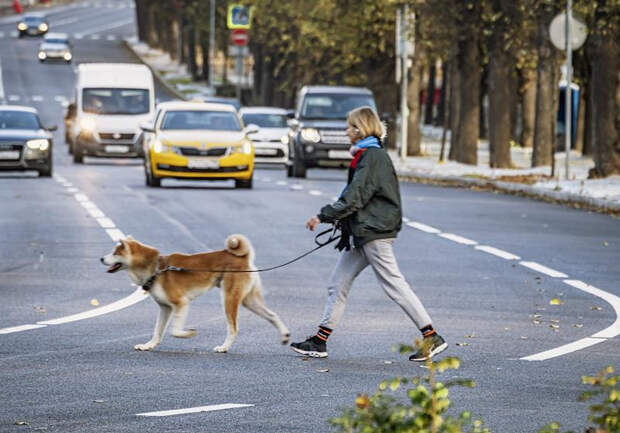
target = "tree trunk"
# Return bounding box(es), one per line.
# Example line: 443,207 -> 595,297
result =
455,32 -> 480,165
532,11 -> 559,167
424,64 -> 436,125
479,67 -> 487,140
134,0 -> 148,42
407,56 -> 424,156
587,24 -> 620,177
583,76 -> 593,155
520,67 -> 536,148
488,44 -> 513,168
575,87 -> 585,154
187,24 -> 197,80
448,60 -> 460,161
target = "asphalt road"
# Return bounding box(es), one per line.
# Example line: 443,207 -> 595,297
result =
0,3 -> 619,432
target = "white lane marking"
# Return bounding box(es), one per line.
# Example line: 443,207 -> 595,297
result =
290,184 -> 303,191
96,217 -> 116,228
106,228 -> 125,241
0,58 -> 4,101
276,181 -> 287,186
74,34 -> 83,39
51,16 -> 80,26
0,324 -> 47,335
87,207 -> 105,218
519,261 -> 568,278
331,196 -> 339,201
74,193 -> 89,202
67,187 -> 79,193
10,31 -> 17,37
406,221 -> 441,234
475,245 -> 520,260
80,201 -> 97,210
54,95 -> 68,102
520,279 -> 619,361
309,190 -> 322,196
106,35 -> 116,41
8,95 -> 20,101
136,403 -> 254,417
0,32 -> 4,38
438,233 -> 478,245
55,175 -> 67,182
32,96 -> 43,102
38,288 -> 147,325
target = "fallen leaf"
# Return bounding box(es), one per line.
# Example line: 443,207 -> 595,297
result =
15,421 -> 28,426
355,394 -> 370,409
316,368 -> 329,373
504,327 -> 511,331
34,306 -> 46,313
550,298 -> 564,306
533,313 -> 542,318
93,400 -> 105,403
591,306 -> 603,311
573,324 -> 584,328
465,333 -> 476,339
532,320 -> 541,325
456,342 -> 469,347
520,336 -> 528,340
90,299 -> 99,306
301,356 -> 310,361
549,324 -> 560,330
550,319 -> 560,323
383,360 -> 393,365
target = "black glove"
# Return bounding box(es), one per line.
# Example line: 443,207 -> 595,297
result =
334,220 -> 351,252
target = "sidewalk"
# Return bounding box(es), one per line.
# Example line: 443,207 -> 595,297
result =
125,37 -> 620,216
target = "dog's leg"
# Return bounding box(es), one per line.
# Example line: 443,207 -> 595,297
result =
171,300 -> 197,339
214,291 -> 240,353
242,281 -> 290,345
135,304 -> 172,351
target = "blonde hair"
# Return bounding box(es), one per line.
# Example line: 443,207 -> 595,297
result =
347,106 -> 385,140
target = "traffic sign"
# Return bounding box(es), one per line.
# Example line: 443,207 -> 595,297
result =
227,4 -> 252,29
549,12 -> 588,50
230,29 -> 249,46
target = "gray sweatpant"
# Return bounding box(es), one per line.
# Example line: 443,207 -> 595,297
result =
319,238 -> 432,330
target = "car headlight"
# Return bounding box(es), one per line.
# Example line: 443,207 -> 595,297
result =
39,23 -> 48,31
63,52 -> 72,61
280,135 -> 289,145
38,51 -> 46,59
26,139 -> 50,150
300,128 -> 320,143
17,22 -> 27,30
152,139 -> 164,153
80,117 -> 96,133
242,140 -> 252,154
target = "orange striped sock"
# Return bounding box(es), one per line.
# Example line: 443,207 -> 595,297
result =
316,326 -> 332,342
420,325 -> 436,338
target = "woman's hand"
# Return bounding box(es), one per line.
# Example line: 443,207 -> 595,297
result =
306,216 -> 320,231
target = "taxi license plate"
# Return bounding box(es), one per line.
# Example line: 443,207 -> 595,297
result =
105,145 -> 129,153
255,148 -> 277,156
188,158 -> 219,169
327,150 -> 352,159
0,150 -> 19,160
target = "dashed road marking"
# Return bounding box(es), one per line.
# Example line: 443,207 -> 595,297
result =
309,190 -> 322,196
276,180 -> 287,186
437,233 -> 478,245
406,221 -> 441,234
106,228 -> 125,241
96,217 -> 116,228
136,403 -> 254,417
475,245 -> 520,260
0,324 -> 47,335
32,96 -> 43,102
8,95 -> 20,101
290,184 -> 303,191
519,261 -> 568,278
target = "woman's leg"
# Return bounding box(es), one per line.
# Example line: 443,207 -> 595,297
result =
319,247 -> 369,329
362,238 -> 433,329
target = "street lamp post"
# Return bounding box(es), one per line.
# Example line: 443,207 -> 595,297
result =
564,0 -> 572,180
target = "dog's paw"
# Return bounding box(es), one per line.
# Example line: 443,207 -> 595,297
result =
172,328 -> 197,339
213,345 -> 229,353
134,343 -> 155,351
281,333 -> 290,345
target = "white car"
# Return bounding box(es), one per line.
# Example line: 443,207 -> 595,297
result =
38,33 -> 72,63
239,107 -> 289,165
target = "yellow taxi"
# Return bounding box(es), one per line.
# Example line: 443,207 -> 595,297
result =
140,101 -> 256,188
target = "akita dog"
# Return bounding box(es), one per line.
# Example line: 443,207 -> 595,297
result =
101,235 -> 290,353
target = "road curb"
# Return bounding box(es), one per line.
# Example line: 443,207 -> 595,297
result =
123,38 -> 188,102
397,170 -> 620,216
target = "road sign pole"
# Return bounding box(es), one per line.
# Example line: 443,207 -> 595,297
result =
564,0 -> 572,180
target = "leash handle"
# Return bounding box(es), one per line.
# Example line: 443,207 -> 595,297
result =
314,224 -> 340,247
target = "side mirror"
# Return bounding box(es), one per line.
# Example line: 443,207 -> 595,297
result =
45,125 -> 58,131
286,110 -> 295,119
140,122 -> 155,133
244,123 -> 259,135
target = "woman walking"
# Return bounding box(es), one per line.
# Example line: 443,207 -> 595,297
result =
290,106 -> 447,362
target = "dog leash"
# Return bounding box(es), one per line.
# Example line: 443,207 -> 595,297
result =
143,225 -> 341,287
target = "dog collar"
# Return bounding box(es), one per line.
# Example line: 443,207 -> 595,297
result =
141,261 -> 185,292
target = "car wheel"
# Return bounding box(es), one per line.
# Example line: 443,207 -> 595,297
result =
38,156 -> 52,177
235,175 -> 253,189
73,142 -> 83,163
144,157 -> 161,187
39,59 -> 44,63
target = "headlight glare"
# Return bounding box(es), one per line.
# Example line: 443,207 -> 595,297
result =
300,128 -> 320,143
17,22 -> 26,31
38,51 -> 46,59
242,140 -> 252,154
63,52 -> 72,61
80,117 -> 96,133
39,23 -> 48,31
26,139 -> 49,150
280,135 -> 289,145
153,140 -> 164,153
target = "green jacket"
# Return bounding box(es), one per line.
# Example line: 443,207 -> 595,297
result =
318,147 -> 402,247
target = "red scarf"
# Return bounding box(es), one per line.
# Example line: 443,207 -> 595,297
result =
350,148 -> 368,169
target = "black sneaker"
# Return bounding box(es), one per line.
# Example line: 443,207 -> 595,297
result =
409,334 -> 448,362
290,335 -> 328,358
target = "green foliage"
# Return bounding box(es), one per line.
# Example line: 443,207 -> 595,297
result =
330,341 -> 489,433
539,365 -> 619,433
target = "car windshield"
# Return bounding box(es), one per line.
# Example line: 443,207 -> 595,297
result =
241,113 -> 287,128
203,98 -> 241,111
160,110 -> 242,131
0,111 -> 41,130
24,16 -> 43,24
82,88 -> 149,115
300,93 -> 376,120
45,38 -> 68,45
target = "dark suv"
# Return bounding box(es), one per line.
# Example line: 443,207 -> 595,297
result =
286,86 -> 377,178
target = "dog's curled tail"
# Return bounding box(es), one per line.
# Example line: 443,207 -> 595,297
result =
225,234 -> 253,257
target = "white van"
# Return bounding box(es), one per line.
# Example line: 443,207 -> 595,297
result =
70,63 -> 154,163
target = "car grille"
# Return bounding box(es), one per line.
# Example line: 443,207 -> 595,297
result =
0,143 -> 23,161
98,133 -> 135,141
255,149 -> 285,158
157,164 -> 248,173
319,129 -> 350,145
177,146 -> 231,157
